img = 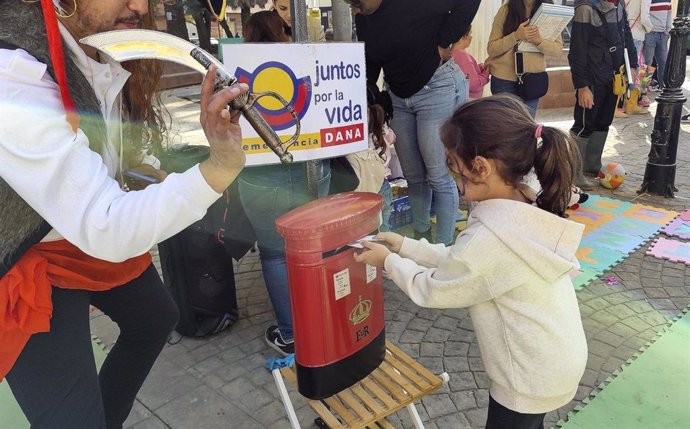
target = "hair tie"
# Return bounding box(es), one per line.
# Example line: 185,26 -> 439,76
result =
534,124 -> 544,139
534,124 -> 544,149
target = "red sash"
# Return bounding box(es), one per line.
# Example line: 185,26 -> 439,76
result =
0,240 -> 151,380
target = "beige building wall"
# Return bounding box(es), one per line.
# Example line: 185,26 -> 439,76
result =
468,0 -> 504,66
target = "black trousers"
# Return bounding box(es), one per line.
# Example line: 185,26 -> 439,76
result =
485,395 -> 546,429
6,265 -> 179,429
571,82 -> 618,138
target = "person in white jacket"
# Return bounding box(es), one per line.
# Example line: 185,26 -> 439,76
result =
624,0 -> 653,107
355,94 -> 588,429
643,0 -> 674,89
625,0 -> 653,58
0,1 -> 247,427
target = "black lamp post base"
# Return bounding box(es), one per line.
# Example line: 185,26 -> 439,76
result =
639,164 -> 678,197
638,2 -> 689,197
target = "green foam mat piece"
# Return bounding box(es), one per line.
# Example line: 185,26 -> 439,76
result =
0,336 -> 108,428
571,267 -> 602,291
560,310 -> 690,428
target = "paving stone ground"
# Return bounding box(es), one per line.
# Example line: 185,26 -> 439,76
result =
89,68 -> 690,429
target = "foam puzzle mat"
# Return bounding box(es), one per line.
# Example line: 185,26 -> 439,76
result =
558,308 -> 690,428
567,195 -> 676,290
646,236 -> 690,265
661,209 -> 690,240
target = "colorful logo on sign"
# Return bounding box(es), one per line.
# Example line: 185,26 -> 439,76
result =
235,61 -> 312,131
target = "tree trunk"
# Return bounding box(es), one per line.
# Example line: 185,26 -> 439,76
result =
163,0 -> 190,40
331,0 -> 353,41
194,8 -> 213,52
240,5 -> 251,36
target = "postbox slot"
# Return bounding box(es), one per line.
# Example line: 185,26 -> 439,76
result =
321,229 -> 379,259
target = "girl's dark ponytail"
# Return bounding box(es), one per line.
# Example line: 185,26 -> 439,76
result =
441,94 -> 580,218
534,126 -> 579,216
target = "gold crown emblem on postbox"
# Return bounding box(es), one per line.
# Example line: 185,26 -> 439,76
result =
349,296 -> 372,325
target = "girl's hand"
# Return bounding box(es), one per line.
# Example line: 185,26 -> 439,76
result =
375,232 -> 404,253
353,241 -> 391,267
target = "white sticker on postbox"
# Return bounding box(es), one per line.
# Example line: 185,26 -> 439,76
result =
366,264 -> 377,284
333,268 -> 351,300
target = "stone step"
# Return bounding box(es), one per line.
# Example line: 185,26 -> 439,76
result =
159,60 -> 202,90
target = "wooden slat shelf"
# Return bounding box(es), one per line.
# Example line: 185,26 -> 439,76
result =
280,341 -> 445,429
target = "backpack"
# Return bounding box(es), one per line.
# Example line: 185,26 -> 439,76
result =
158,145 -> 256,337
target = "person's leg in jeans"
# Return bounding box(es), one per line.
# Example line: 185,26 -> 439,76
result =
7,288 -> 107,428
654,32 -> 669,87
411,62 -> 465,245
523,98 -> 540,118
491,76 -> 539,117
378,179 -> 393,232
390,92 -> 429,237
391,61 -> 464,245
238,163 -> 330,347
491,75 -> 519,96
90,265 -> 179,428
643,32 -> 661,85
485,395 -> 546,429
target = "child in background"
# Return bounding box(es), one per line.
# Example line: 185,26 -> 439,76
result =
451,25 -> 490,100
370,86 -> 396,231
354,94 -> 587,429
347,84 -> 396,231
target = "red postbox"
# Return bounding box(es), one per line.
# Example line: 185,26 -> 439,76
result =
275,192 -> 386,400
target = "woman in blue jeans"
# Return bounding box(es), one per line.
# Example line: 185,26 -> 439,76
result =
238,163 -> 330,356
238,11 -> 331,356
388,61 -> 468,245
351,0 -> 480,245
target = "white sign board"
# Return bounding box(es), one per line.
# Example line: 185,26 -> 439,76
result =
220,42 -> 368,166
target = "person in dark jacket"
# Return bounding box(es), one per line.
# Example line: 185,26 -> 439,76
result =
347,0 -> 481,246
568,0 -> 637,188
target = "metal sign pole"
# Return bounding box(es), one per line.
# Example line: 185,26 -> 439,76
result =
290,0 -> 309,42
290,0 -> 321,197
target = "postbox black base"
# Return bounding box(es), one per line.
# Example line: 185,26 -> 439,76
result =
296,329 -> 386,400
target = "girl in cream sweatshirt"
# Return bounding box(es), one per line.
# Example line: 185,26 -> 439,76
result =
355,94 -> 588,429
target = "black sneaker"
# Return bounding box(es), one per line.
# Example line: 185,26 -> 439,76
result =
682,114 -> 690,123
265,325 -> 294,356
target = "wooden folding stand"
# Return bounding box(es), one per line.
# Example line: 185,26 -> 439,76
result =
273,341 -> 449,429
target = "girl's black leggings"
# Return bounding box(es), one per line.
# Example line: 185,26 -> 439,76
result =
486,395 -> 546,429
7,265 -> 179,429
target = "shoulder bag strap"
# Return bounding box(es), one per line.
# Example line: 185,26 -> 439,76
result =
514,49 -> 525,82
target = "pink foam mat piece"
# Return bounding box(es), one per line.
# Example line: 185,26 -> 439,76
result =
680,209 -> 690,222
662,217 -> 690,240
646,237 -> 690,265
